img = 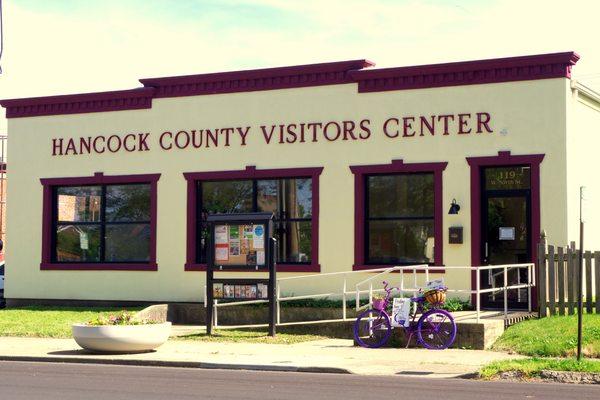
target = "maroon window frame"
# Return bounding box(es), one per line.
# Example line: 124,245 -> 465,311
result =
350,159 -> 447,271
40,172 -> 160,271
184,166 -> 322,273
466,151 -> 544,305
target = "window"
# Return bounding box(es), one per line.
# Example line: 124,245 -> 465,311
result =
40,173 -> 160,270
197,178 -> 313,264
54,184 -> 151,263
350,160 -> 446,270
366,173 -> 434,264
184,166 -> 322,272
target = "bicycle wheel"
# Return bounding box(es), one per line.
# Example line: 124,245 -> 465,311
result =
416,309 -> 456,350
353,308 -> 392,349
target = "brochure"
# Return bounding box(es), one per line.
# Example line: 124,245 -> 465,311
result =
247,250 -> 257,265
243,225 -> 254,238
215,245 -> 229,261
256,250 -> 265,265
215,225 -> 228,244
391,298 -> 411,328
213,283 -> 223,298
257,283 -> 268,299
252,224 -> 265,249
229,239 -> 240,256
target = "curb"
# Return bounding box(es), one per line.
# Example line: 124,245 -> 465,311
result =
539,370 -> 600,385
0,355 -> 352,375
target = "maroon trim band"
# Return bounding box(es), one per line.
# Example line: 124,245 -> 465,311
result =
466,151 -> 544,306
140,59 -> 374,98
1,88 -> 154,119
350,52 -> 579,92
40,262 -> 158,271
1,52 -> 579,119
183,165 -> 323,273
40,172 -> 161,271
349,159 -> 447,271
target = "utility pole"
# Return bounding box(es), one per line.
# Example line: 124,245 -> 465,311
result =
577,186 -> 585,361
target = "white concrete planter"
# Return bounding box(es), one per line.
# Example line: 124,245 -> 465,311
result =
72,322 -> 171,353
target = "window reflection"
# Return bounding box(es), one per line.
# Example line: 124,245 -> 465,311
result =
366,173 -> 435,264
57,186 -> 101,222
198,178 -> 313,264
53,184 -> 151,263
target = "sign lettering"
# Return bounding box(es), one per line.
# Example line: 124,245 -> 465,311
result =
50,112 -> 493,156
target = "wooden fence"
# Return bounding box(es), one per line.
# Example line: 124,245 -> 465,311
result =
537,237 -> 600,317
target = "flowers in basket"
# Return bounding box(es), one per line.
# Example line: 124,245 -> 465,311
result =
371,293 -> 387,310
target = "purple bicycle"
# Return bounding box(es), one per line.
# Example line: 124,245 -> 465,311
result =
353,281 -> 457,349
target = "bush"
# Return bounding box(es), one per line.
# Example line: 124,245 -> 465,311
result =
441,297 -> 473,312
86,310 -> 159,326
279,296 -> 472,312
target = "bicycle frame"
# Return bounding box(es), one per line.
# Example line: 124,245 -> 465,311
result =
363,281 -> 451,349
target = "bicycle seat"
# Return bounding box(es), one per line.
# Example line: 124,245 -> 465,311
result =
410,296 -> 425,302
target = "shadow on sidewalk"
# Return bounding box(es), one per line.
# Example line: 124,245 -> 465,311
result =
47,349 -> 157,356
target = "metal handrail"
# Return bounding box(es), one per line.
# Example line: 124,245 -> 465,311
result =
206,262 -> 536,328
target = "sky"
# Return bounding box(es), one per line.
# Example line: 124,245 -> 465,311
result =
0,0 -> 599,132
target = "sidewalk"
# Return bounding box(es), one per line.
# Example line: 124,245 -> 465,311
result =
0,335 -> 521,378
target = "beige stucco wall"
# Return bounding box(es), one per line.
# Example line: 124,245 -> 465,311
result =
566,84 -> 600,250
5,78 -> 569,302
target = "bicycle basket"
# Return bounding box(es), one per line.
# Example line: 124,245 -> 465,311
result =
424,288 -> 446,305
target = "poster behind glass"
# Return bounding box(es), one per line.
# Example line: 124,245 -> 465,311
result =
213,223 -> 266,266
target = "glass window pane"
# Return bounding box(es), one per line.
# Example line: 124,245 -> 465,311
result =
257,179 -> 278,214
285,178 -> 312,218
105,224 -> 151,262
57,186 -> 102,222
257,178 -> 312,218
367,220 -> 434,264
106,184 -> 151,222
201,180 -> 253,214
367,174 -> 434,218
484,166 -> 531,190
56,224 -> 101,262
275,221 -> 311,263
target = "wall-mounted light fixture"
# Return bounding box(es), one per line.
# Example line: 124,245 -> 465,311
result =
448,199 -> 461,215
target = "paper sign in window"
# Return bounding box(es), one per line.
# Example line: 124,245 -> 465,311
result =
499,227 -> 515,240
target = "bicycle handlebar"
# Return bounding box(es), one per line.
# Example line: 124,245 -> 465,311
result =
382,281 -> 399,294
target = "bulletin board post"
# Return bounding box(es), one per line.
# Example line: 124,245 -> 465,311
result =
205,213 -> 277,337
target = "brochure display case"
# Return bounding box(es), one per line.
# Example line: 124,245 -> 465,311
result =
205,213 -> 276,336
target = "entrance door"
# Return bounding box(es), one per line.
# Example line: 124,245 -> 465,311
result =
480,166 -> 531,309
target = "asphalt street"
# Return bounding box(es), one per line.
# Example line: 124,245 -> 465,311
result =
0,361 -> 597,400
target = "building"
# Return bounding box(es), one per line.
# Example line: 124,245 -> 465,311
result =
1,51 -> 599,309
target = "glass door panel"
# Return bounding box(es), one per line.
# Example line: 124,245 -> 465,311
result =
480,166 -> 531,309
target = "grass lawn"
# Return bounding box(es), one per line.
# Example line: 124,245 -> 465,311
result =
492,313 -> 600,358
176,329 -> 325,344
480,358 -> 600,379
0,307 -> 325,344
0,306 -> 142,338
